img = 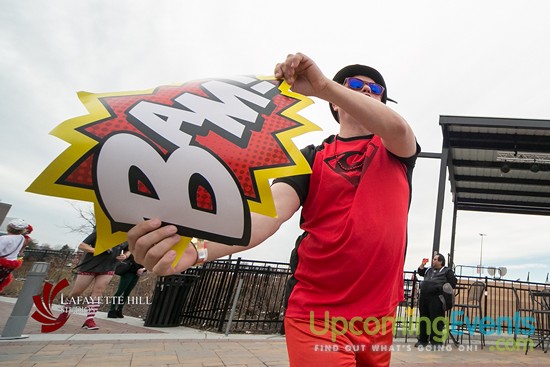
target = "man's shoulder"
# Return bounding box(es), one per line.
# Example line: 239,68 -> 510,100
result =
299,135 -> 335,166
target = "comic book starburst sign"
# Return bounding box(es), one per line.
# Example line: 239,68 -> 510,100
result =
27,76 -> 319,259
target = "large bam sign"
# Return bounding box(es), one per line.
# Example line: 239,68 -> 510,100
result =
27,76 -> 319,260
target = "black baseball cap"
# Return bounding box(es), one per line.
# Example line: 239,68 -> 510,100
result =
330,64 -> 396,122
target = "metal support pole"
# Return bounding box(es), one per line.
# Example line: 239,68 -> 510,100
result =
432,146 -> 449,256
479,233 -> 487,272
1,262 -> 50,339
449,203 -> 458,269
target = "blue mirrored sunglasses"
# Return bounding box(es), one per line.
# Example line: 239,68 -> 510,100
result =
344,77 -> 384,95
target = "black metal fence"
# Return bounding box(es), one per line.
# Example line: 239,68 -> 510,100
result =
175,258 -> 291,334
452,275 -> 549,337
394,272 -> 550,341
22,248 -> 80,266
167,262 -> 549,338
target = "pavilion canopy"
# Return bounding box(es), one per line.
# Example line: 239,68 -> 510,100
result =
440,115 -> 550,217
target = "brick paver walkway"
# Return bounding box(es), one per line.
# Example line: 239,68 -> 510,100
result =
1,297 -> 549,366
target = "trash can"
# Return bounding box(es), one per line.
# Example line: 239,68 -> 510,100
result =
144,274 -> 198,327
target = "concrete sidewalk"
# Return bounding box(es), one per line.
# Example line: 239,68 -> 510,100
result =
1,296 -> 549,366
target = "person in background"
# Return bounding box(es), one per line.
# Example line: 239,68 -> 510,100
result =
57,229 -> 128,330
18,223 -> 33,257
416,254 -> 457,348
108,252 -> 147,318
0,219 -> 28,292
128,52 -> 420,366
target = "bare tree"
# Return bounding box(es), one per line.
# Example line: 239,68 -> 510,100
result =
60,244 -> 72,252
62,201 -> 96,235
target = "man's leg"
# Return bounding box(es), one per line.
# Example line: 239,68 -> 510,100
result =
110,273 -> 133,311
285,315 -> 393,367
416,298 -> 429,345
285,317 -> 357,367
120,275 -> 139,309
354,313 -> 394,367
63,274 -> 95,312
428,297 -> 446,346
82,274 -> 113,329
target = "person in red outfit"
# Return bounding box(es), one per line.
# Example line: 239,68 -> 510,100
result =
0,219 -> 28,292
17,223 -> 33,257
127,53 -> 420,367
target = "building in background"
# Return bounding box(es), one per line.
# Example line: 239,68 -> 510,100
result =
0,202 -> 13,235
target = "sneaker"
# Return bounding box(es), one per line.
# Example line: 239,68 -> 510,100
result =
414,341 -> 428,348
82,319 -> 99,330
56,311 -> 70,323
107,310 -> 118,319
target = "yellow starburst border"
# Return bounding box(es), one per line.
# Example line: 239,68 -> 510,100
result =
26,77 -> 320,260
251,76 -> 321,216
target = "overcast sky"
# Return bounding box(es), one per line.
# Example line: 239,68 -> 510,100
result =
2,0 -> 549,283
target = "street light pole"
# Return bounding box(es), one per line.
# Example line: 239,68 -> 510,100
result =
479,233 -> 487,273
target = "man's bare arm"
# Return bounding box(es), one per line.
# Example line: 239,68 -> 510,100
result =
128,182 -> 301,275
321,81 -> 417,158
78,242 -> 95,254
275,52 -> 417,158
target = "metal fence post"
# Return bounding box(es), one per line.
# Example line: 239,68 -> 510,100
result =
225,276 -> 244,336
1,262 -> 50,339
484,275 -> 489,317
406,270 -> 418,342
217,257 -> 241,332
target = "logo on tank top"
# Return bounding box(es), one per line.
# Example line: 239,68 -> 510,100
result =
324,143 -> 378,186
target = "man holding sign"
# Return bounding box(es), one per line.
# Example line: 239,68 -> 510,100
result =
128,52 -> 420,367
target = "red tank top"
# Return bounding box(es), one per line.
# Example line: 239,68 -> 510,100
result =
280,134 -> 418,319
